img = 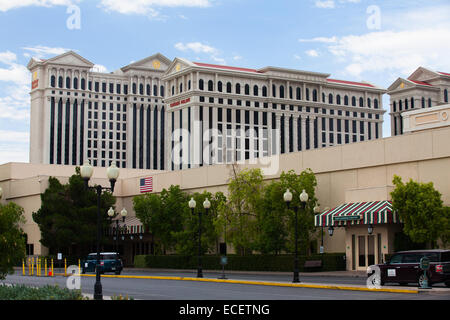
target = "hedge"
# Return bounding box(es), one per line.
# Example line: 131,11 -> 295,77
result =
0,284 -> 85,300
134,253 -> 346,272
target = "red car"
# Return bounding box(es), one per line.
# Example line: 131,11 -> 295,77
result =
369,250 -> 450,287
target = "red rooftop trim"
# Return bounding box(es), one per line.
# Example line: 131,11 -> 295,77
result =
438,71 -> 450,77
326,78 -> 375,88
193,62 -> 261,73
410,80 -> 432,86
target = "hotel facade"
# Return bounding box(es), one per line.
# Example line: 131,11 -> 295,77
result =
388,67 -> 450,136
27,52 -> 386,171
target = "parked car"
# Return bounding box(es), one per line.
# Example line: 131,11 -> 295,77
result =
368,249 -> 450,287
81,252 -> 123,275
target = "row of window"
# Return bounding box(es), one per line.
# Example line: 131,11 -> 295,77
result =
50,75 -> 165,97
393,97 -> 432,112
192,80 -> 379,108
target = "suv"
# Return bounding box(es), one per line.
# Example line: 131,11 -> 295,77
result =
81,252 -> 123,275
369,250 -> 450,287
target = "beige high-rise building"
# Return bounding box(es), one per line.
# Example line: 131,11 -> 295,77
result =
387,67 -> 450,136
27,52 -> 386,172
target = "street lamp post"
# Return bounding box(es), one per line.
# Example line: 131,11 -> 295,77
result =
283,189 -> 309,283
80,160 -> 119,301
108,207 -> 127,253
188,197 -> 203,278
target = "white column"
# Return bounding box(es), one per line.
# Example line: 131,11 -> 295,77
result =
310,116 -> 316,149
274,114 -> 281,155
127,103 -> 133,168
293,115 -> 298,152
301,116 -> 307,151
43,96 -> 51,164
317,115 -> 323,149
284,114 -> 289,153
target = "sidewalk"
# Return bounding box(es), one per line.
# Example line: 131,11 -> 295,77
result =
123,267 -> 368,278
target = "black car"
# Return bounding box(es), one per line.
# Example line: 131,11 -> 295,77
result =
369,249 -> 450,287
81,252 -> 123,275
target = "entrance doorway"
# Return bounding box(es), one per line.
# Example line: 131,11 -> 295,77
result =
352,232 -> 381,270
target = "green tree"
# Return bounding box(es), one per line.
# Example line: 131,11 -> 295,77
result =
218,167 -> 265,255
172,191 -> 224,256
391,175 -> 446,247
258,169 -> 319,255
133,185 -> 186,254
32,169 -> 116,256
0,202 -> 26,280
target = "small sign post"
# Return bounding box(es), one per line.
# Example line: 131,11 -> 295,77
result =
419,257 -> 432,289
218,256 -> 228,280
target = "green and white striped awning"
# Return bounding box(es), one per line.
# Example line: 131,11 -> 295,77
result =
314,200 -> 400,227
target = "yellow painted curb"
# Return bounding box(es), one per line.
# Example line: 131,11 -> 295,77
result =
73,273 -> 419,294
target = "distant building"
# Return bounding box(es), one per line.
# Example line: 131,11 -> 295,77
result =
387,67 -> 450,136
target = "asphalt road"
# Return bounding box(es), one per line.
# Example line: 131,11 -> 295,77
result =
2,270 -> 449,301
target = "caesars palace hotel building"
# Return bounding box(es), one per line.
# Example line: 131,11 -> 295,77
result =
27,51 -> 386,171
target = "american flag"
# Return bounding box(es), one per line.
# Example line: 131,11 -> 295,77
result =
139,177 -> 153,193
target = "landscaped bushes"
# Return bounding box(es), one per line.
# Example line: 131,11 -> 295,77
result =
0,284 -> 85,300
134,253 -> 346,272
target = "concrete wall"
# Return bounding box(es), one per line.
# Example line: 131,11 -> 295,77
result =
1,126 -> 450,257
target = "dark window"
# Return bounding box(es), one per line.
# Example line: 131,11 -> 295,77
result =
226,82 -> 232,93
279,85 -> 285,98
66,77 -> 71,89
253,85 -> 258,96
208,80 -> 214,91
236,83 -> 241,94
262,86 -> 268,97
199,79 -> 204,90
352,96 -> 356,106
306,88 -> 310,101
140,84 -> 144,95
58,76 -> 63,88
296,87 -> 301,100
337,95 -> 341,105
410,98 -> 414,109
147,84 -> 151,96
422,97 -> 425,108
218,81 -> 222,92
445,89 -> 449,103
73,77 -> 78,89
51,75 -> 56,87
81,78 -> 86,90
313,89 -> 318,102
374,99 -> 379,109
359,97 -> 364,107
245,84 -> 250,95
428,98 -> 432,108
102,82 -> 107,93
272,84 -> 276,97
160,85 -> 164,97
344,95 -> 349,105
329,94 -> 333,104
95,82 -> 99,92
116,83 -> 121,94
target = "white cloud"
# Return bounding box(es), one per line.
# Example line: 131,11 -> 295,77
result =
305,49 -> 320,57
299,36 -> 337,44
314,0 -> 360,9
0,130 -> 29,144
301,5 -> 450,77
90,64 -> 108,73
315,0 -> 335,9
98,0 -> 211,17
0,0 -> 77,12
175,42 -> 218,55
22,46 -> 72,59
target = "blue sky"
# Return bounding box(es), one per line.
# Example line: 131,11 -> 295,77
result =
1,0 -> 450,163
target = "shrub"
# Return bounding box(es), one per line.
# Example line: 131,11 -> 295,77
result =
0,284 -> 85,300
134,253 -> 346,272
